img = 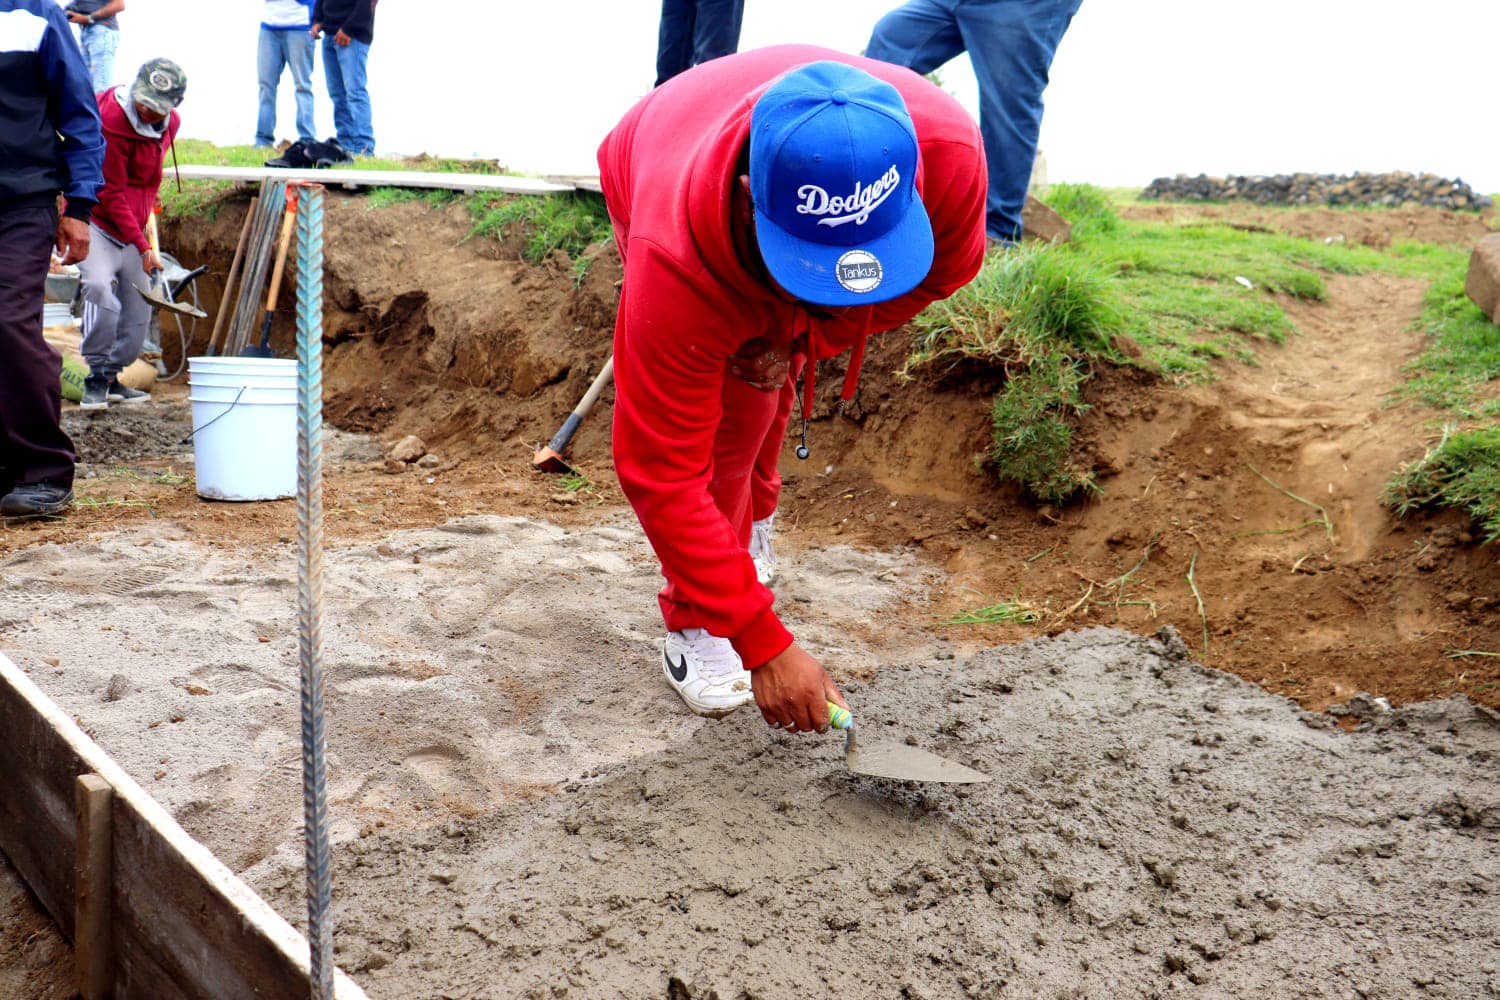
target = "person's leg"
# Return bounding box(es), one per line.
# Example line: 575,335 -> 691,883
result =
106,248 -> 153,378
955,0 -> 1081,242
334,40 -> 374,155
322,36 -> 352,148
657,373 -> 783,624
80,26 -> 115,93
749,361 -> 797,523
95,27 -> 116,90
287,30 -> 317,143
864,0 -> 966,76
0,203 -> 76,489
255,27 -> 285,147
689,0 -> 744,67
78,227 -> 125,380
654,0 -> 695,87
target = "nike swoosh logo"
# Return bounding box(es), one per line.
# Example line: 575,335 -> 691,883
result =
665,651 -> 689,683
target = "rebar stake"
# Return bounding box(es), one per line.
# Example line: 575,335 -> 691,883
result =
295,183 -> 333,1000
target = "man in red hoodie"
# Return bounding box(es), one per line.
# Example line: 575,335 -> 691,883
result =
598,46 -> 985,734
77,57 -> 184,411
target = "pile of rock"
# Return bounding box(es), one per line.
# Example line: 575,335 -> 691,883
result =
1142,171 -> 1493,210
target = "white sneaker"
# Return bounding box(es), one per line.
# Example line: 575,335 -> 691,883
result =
749,514 -> 777,585
662,628 -> 754,718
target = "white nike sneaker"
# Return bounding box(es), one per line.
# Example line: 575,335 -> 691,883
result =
661,628 -> 754,718
749,514 -> 777,585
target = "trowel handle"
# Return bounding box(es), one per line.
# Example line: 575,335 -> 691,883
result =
828,702 -> 852,731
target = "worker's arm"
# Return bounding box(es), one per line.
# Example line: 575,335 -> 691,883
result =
92,0 -> 125,17
612,240 -> 793,669
335,0 -> 375,41
40,3 -> 104,223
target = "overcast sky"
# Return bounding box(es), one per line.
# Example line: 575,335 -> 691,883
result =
100,1 -> 1499,194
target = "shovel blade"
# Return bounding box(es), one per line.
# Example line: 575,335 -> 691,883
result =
134,283 -> 207,318
846,741 -> 991,784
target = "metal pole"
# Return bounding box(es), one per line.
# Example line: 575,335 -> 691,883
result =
294,182 -> 333,1000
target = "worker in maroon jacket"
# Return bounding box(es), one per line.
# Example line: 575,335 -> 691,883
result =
76,57 -> 183,410
598,45 -> 986,733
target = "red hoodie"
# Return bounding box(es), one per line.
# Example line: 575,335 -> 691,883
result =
92,87 -> 179,254
598,45 -> 986,669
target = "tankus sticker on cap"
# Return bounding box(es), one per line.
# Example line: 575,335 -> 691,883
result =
836,249 -> 883,294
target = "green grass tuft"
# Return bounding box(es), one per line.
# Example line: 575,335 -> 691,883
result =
989,356 -> 1098,503
908,242 -> 1120,371
1043,182 -> 1121,240
1398,267 -> 1500,417
936,600 -> 1041,626
465,193 -> 612,264
1385,426 -> 1500,542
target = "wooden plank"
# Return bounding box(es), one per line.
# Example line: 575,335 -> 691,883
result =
544,174 -> 603,194
0,652 -> 368,1000
74,774 -> 112,1000
175,163 -> 574,195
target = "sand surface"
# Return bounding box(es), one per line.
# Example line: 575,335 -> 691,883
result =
3,518 -> 1497,998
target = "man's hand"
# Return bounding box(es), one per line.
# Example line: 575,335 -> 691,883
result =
310,22 -> 323,38
142,249 -> 161,275
729,337 -> 791,392
67,11 -> 90,24
55,217 -> 90,265
752,643 -> 847,735
334,28 -> 352,46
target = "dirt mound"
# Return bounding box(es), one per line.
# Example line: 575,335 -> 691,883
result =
259,628 -> 1499,999
163,194 -> 621,465
1119,202 -> 1497,249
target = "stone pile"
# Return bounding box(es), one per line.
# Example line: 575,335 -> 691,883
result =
1142,171 -> 1493,210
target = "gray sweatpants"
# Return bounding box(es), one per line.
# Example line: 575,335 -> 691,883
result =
79,224 -> 151,380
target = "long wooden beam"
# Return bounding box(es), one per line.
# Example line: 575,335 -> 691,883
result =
0,651 -> 368,999
174,163 -> 575,195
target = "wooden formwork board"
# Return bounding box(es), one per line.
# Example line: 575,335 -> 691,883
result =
174,163 -> 575,195
0,651 -> 367,1000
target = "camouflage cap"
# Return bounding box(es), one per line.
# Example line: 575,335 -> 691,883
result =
131,58 -> 187,115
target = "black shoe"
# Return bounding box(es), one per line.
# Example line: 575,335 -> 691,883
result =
0,481 -> 73,520
106,379 -> 150,405
80,374 -> 108,410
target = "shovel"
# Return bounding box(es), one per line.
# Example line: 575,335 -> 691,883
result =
533,356 -> 614,474
827,702 -> 990,783
135,211 -> 207,318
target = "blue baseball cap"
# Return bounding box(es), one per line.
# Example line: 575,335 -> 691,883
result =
749,61 -> 933,307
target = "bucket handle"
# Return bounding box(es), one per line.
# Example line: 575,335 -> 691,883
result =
178,384 -> 249,446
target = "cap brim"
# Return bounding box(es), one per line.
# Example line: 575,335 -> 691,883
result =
131,86 -> 172,115
753,197 -> 934,308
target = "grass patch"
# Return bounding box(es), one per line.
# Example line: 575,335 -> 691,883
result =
364,187 -> 461,211
1396,264 -> 1500,418
905,243 -> 1118,502
907,242 -> 1120,371
902,182 -> 1463,504
1384,425 -> 1500,542
465,192 -> 612,265
936,600 -> 1041,626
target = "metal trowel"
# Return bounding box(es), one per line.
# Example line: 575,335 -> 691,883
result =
827,703 -> 991,783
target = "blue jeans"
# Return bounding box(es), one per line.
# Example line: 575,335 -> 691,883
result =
256,28 -> 316,147
78,24 -> 117,93
323,37 -> 374,156
867,0 -> 1082,243
654,0 -> 744,87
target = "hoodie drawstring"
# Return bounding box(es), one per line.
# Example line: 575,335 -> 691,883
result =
792,308 -> 871,461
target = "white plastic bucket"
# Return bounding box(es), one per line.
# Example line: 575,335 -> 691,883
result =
188,356 -> 298,501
